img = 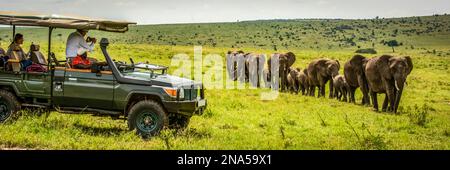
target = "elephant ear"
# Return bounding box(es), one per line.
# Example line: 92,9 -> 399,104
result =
350,55 -> 365,74
286,52 -> 296,66
335,60 -> 340,70
404,56 -> 413,75
379,55 -> 393,80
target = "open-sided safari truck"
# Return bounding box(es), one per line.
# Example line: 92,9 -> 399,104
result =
0,11 -> 206,137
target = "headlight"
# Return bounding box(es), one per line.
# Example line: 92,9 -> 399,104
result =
163,87 -> 184,99
179,87 -> 184,99
163,87 -> 177,98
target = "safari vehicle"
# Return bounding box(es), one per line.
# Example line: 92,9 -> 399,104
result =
0,12 -> 206,137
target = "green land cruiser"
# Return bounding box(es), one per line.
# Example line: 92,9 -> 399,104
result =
0,12 -> 206,137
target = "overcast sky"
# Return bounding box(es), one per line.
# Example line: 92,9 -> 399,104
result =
1,0 -> 449,24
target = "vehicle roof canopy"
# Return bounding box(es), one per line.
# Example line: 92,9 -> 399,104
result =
0,11 -> 136,32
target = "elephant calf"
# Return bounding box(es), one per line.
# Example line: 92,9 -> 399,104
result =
287,67 -> 301,94
297,68 -> 309,95
332,75 -> 349,102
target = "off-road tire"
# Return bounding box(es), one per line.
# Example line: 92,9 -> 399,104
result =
0,90 -> 21,123
127,100 -> 168,138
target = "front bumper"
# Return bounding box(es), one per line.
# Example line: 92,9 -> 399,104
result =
162,99 -> 207,116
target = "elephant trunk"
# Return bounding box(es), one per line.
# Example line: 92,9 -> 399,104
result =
394,78 -> 405,113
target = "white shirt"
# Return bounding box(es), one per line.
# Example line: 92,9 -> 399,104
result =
65,31 -> 94,58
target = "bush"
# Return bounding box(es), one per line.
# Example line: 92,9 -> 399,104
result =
401,104 -> 432,127
355,48 -> 377,54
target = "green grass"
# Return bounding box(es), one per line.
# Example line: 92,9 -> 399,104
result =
0,15 -> 449,150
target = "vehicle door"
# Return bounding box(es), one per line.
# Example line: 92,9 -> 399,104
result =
58,68 -> 115,109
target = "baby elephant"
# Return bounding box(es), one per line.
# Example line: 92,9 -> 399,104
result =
287,67 -> 301,94
297,68 -> 309,95
333,75 -> 349,102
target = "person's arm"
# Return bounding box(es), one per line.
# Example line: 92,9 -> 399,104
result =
5,44 -> 13,57
77,34 -> 95,52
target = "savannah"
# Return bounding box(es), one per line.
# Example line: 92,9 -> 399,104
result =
0,14 -> 449,150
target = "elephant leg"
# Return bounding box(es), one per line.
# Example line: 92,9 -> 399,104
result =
358,75 -> 370,106
333,88 -> 338,99
321,84 -> 326,97
349,87 -> 355,103
309,86 -> 315,97
352,88 -> 357,103
343,88 -> 348,102
382,94 -> 389,112
294,82 -> 299,94
338,90 -> 342,100
385,82 -> 395,113
329,79 -> 334,99
371,91 -> 378,111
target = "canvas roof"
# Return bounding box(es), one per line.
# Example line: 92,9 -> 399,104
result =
0,11 -> 136,33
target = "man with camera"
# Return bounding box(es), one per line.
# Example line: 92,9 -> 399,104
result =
65,29 -> 97,67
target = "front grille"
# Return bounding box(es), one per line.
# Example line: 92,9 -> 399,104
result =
182,84 -> 203,100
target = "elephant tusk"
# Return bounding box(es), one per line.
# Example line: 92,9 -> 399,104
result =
395,80 -> 400,91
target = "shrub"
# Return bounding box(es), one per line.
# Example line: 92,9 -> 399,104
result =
355,48 -> 377,54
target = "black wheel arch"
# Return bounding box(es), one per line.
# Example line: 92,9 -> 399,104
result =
124,92 -> 167,117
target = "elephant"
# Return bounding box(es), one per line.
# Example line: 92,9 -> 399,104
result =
297,68 -> 309,95
262,68 -> 272,88
307,59 -> 340,98
226,50 -> 244,81
287,67 -> 301,93
267,52 -> 296,91
332,75 -> 349,102
365,55 -> 413,113
344,55 -> 370,105
244,53 -> 265,87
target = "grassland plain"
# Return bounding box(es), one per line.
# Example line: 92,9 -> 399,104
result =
0,15 -> 449,150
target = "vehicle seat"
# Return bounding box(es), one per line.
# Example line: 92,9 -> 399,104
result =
29,44 -> 47,65
7,50 -> 22,72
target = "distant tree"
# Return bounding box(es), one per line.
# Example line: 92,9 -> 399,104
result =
386,40 -> 400,52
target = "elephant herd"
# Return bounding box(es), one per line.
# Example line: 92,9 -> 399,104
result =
226,51 -> 413,113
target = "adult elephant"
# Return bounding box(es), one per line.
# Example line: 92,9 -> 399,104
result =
244,53 -> 265,87
307,59 -> 340,98
365,55 -> 413,113
226,50 -> 244,81
344,55 -> 370,105
267,52 -> 296,91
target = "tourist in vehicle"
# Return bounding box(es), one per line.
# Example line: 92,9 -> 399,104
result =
6,33 -> 27,61
71,49 -> 92,69
66,29 -> 97,66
